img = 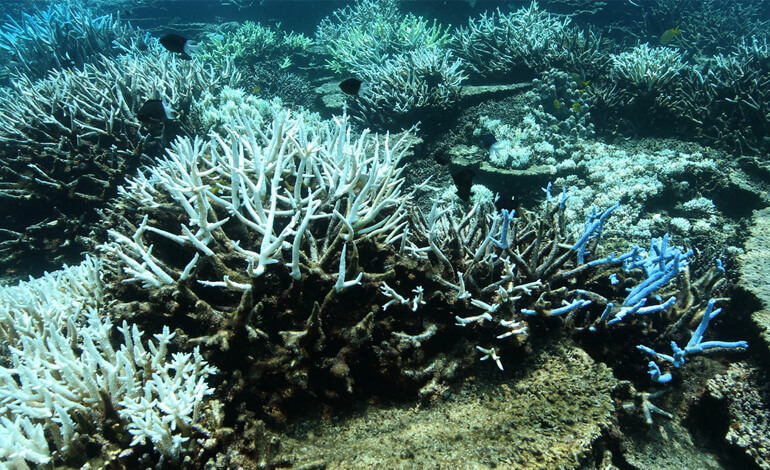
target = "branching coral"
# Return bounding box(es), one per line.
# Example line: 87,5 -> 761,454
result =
594,36 -> 770,154
199,21 -> 312,70
672,37 -> 770,155
452,1 -> 612,81
189,87 -> 286,137
353,47 -> 467,128
199,21 -> 316,112
0,40 -> 241,274
626,0 -> 769,55
316,0 -> 462,127
100,97 -> 741,424
103,106 -> 412,287
610,43 -> 684,93
0,258 -> 217,466
0,2 -> 143,81
591,44 -> 686,134
99,104 -> 421,422
316,0 -> 451,74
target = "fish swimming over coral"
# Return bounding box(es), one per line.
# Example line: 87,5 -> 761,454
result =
479,133 -> 503,160
479,133 -> 497,149
159,33 -> 199,59
659,26 -> 681,45
339,78 -> 369,97
452,168 -> 476,201
137,99 -> 176,124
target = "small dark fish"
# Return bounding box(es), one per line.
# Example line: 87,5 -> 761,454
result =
479,133 -> 497,149
339,78 -> 369,97
137,99 -> 176,124
452,168 -> 475,201
159,33 -> 199,59
435,154 -> 450,165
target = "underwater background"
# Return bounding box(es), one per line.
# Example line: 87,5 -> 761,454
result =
0,0 -> 769,468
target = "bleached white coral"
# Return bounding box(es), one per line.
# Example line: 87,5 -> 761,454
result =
611,44 -> 684,92
354,46 -> 467,126
682,197 -> 718,217
554,142 -> 719,243
189,87 -> 291,136
116,324 -> 216,460
478,113 -> 555,169
470,184 -> 496,205
453,1 -> 581,77
0,258 -> 217,466
104,105 -> 413,285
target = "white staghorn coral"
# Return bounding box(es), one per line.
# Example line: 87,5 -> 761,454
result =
104,104 -> 413,286
0,38 -> 242,272
0,257 -> 217,466
354,47 -> 467,126
0,2 -> 141,80
610,44 -> 684,92
0,41 -> 241,161
116,324 -> 216,460
452,1 -> 574,77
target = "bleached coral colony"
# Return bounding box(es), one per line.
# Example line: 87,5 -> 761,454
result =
0,258 -> 216,465
0,0 -> 768,468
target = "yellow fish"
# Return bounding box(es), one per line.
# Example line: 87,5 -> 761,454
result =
660,26 -> 681,45
572,102 -> 581,112
569,73 -> 591,88
553,99 -> 561,110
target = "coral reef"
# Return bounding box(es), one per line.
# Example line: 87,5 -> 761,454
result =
737,206 -> 770,356
674,38 -> 770,155
353,47 -> 467,128
530,69 -> 595,143
591,44 -> 685,135
625,0 -> 769,55
610,44 -> 684,93
707,363 -> 770,469
198,21 -> 313,109
316,0 -> 463,128
591,33 -> 770,156
189,87 -> 286,137
97,97 -> 746,430
0,258 -> 217,467
278,343 -> 617,469
554,140 -> 728,245
200,20 -> 312,69
0,41 -> 241,275
0,3 -> 142,82
0,0 -> 766,467
474,69 -> 595,171
452,1 -> 611,81
316,0 -> 451,75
